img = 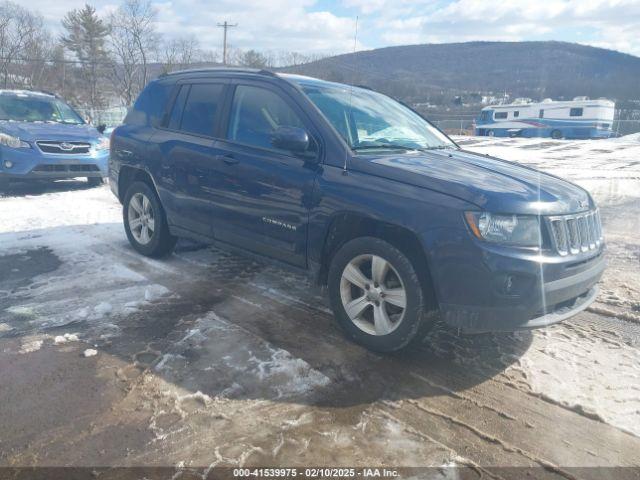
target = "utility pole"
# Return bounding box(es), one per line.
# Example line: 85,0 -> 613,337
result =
217,21 -> 238,65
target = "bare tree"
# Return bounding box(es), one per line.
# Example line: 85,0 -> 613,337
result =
159,36 -> 200,74
237,49 -> 269,69
20,23 -> 53,89
0,1 -> 47,88
109,0 -> 156,105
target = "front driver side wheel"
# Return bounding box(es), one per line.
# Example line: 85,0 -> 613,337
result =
123,181 -> 177,257
328,237 -> 432,352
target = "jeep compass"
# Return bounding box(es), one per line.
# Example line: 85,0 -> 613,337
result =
109,68 -> 605,352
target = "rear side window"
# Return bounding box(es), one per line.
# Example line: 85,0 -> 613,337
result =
125,80 -> 173,127
494,112 -> 507,119
570,107 -> 583,117
227,85 -> 305,151
167,85 -> 190,130
179,84 -> 224,137
513,111 -> 519,118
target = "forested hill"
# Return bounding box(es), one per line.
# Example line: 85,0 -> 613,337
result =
282,41 -> 640,105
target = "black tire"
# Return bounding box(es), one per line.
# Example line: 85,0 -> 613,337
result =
551,129 -> 563,140
487,130 -> 495,137
87,177 -> 104,187
328,237 -> 432,352
123,181 -> 177,258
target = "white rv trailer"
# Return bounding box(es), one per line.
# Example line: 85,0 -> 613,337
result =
475,97 -> 615,139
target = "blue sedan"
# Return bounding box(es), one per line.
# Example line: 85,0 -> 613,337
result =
0,90 -> 109,189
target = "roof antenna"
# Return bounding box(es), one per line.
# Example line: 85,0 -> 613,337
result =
343,15 -> 358,174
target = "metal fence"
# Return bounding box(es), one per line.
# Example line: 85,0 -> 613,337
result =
75,107 -> 129,128
71,106 -> 640,138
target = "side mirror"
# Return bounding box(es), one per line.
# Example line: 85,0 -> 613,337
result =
270,126 -> 310,153
97,124 -> 107,134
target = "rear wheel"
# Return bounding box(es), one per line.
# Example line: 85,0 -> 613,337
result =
87,177 -> 104,187
487,130 -> 495,137
551,129 -> 563,140
123,181 -> 177,257
328,237 -> 431,352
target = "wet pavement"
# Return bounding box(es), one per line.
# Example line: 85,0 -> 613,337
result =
1,137 -> 640,478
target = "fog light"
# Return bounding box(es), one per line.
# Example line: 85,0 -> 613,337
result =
4,161 -> 13,169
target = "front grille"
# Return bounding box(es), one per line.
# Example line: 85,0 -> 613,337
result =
547,210 -> 602,256
32,164 -> 100,173
36,141 -> 91,154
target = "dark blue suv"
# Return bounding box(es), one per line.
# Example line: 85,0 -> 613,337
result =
110,68 -> 605,352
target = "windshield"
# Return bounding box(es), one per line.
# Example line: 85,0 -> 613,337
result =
0,94 -> 85,124
299,82 -> 454,151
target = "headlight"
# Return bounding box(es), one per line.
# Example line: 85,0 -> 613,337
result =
0,133 -> 29,149
465,211 -> 541,246
94,137 -> 110,151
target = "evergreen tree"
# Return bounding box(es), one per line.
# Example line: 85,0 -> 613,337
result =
61,4 -> 110,113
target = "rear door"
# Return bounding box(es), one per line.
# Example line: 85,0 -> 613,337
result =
152,80 -> 229,237
208,81 -> 321,267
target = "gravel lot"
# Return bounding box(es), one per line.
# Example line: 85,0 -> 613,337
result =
1,136 -> 639,478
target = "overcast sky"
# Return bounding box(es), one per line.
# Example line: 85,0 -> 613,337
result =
26,0 -> 640,57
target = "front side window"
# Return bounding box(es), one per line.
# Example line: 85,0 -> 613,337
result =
570,107 -> 583,117
298,81 -> 453,152
0,94 -> 84,124
179,83 -> 224,137
494,112 -> 508,119
227,85 -> 305,152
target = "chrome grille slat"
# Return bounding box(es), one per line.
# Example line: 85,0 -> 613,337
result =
546,210 -> 603,256
36,141 -> 92,155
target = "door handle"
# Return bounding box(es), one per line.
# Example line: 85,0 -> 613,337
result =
218,154 -> 239,165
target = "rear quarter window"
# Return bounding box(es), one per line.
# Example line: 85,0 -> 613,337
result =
124,80 -> 174,127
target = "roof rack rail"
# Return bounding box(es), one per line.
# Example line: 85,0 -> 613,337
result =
159,66 -> 280,78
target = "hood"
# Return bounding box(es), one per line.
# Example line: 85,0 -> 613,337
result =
0,121 -> 103,143
353,148 -> 591,215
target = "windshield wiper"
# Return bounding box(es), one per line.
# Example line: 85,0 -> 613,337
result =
419,145 -> 456,151
352,143 -> 416,151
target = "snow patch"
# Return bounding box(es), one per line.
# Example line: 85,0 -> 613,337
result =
19,339 -> 43,354
53,333 -> 80,345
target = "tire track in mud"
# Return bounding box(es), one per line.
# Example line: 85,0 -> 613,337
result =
94,240 -> 640,462
4,226 -> 639,469
86,241 -> 640,470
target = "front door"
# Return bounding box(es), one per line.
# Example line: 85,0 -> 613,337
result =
209,83 -> 321,267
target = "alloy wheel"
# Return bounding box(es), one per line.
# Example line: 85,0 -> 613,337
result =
128,192 -> 155,245
339,254 -> 407,336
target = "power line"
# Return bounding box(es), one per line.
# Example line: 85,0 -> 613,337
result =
217,21 -> 238,65
0,54 -> 113,66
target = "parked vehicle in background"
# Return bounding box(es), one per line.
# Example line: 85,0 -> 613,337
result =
0,90 -> 109,190
475,97 -> 615,139
110,68 -> 605,352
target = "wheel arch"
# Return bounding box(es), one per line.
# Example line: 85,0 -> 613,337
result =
117,166 -> 157,202
318,212 -> 438,308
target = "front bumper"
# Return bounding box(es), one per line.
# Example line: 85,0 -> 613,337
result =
0,145 -> 109,180
434,238 -> 606,333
